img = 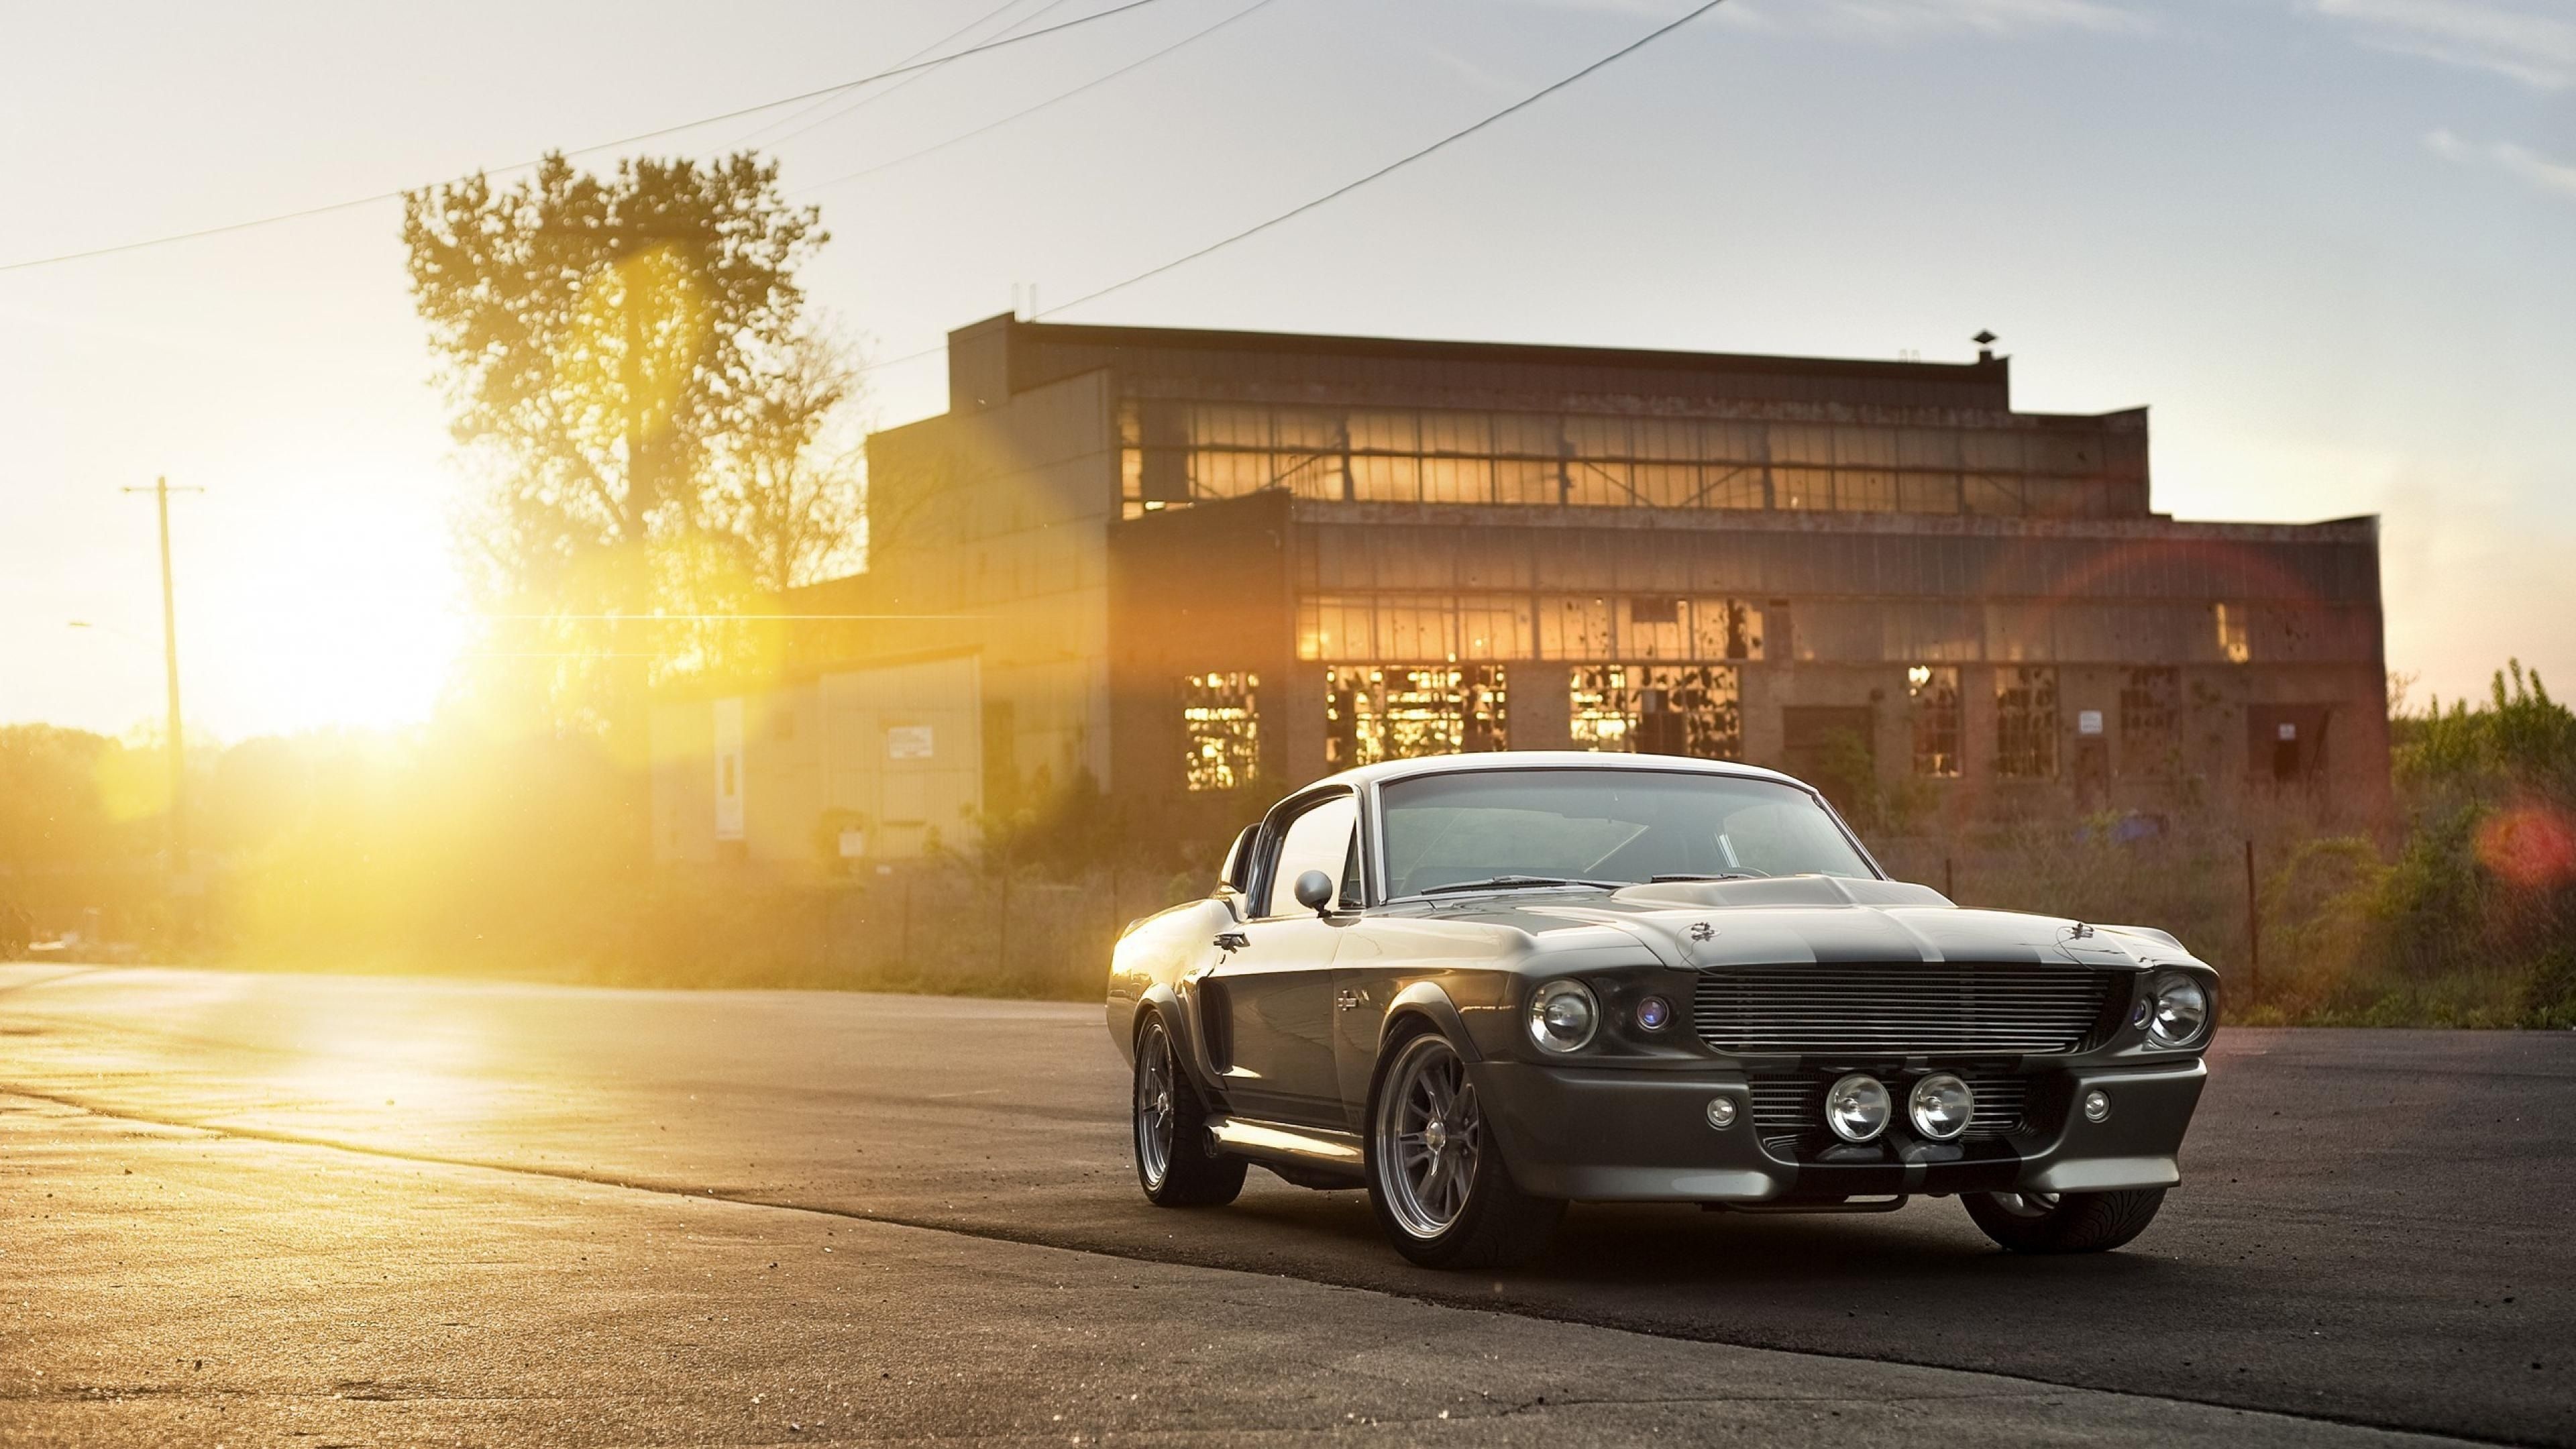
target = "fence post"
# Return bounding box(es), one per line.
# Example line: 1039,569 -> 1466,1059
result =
2243,837 -> 2260,1003
1106,865 -> 1122,957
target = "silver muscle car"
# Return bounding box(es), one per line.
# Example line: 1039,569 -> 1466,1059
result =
1107,752 -> 2216,1268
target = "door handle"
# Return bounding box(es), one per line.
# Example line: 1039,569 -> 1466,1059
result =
1214,931 -> 1249,953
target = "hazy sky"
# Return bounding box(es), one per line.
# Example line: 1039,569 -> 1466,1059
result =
4,0 -> 2569,741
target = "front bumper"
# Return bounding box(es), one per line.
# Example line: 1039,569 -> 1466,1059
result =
1477,1056 -> 2206,1203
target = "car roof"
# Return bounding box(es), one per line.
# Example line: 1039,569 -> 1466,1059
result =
1305,750 -> 1813,794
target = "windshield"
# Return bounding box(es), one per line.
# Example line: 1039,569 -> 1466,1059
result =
1377,768 -> 1874,898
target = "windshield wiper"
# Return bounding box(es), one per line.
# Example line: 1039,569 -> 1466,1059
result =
1410,875 -> 1622,898
1649,871 -> 1771,882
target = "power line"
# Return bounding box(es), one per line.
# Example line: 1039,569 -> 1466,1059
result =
849,341 -> 953,380
763,0 -> 1089,151
800,0 -> 1283,194
0,0 -> 1176,274
841,1 -> 1721,383
734,0 -> 1047,148
1038,0 -> 1728,319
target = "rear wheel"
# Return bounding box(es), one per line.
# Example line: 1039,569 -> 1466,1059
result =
1364,1026 -> 1563,1269
1964,1188 -> 2165,1253
1133,1012 -> 1246,1208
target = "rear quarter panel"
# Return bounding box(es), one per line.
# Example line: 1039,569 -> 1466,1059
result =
1106,896 -> 1236,1071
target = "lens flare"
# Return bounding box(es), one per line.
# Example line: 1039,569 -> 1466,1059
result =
2476,804 -> 2576,890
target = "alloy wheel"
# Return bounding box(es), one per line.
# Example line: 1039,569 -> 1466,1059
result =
1134,1020 -> 1177,1189
1376,1034 -> 1483,1239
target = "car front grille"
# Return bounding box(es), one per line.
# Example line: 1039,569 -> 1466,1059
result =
1693,963 -> 2116,1056
1748,1070 -> 2034,1148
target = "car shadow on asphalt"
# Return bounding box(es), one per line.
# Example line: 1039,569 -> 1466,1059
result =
1548,1202 -> 2177,1283
1203,1186 -> 2187,1299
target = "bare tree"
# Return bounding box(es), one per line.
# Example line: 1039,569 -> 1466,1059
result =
714,323 -> 868,593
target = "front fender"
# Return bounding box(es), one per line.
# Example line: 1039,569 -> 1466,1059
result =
1379,980 -> 1481,1062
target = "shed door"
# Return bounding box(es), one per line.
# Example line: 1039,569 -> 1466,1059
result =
2247,705 -> 2331,784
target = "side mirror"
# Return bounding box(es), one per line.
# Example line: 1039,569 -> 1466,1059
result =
1293,869 -> 1336,915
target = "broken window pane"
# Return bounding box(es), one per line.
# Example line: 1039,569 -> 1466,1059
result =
1181,672 -> 1260,792
1538,596 -> 1617,660
1570,664 -> 1742,759
1324,665 -> 1508,767
1907,664 -> 1962,777
1691,599 -> 1764,661
1994,665 -> 2060,779
2119,666 -> 2181,775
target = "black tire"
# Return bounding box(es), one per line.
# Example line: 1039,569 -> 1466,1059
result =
1132,1011 -> 1246,1208
1964,1187 -> 2166,1254
1363,1024 -> 1564,1269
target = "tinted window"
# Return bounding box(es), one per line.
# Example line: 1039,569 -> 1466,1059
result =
1264,794 -> 1358,916
1379,769 -> 1872,897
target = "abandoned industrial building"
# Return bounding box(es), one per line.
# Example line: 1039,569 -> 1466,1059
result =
651,315 -> 2389,867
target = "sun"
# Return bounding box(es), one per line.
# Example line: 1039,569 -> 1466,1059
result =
186,458 -> 476,738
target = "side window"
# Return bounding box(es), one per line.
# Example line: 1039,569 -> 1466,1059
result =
1263,794 -> 1358,918
1219,824 -> 1259,894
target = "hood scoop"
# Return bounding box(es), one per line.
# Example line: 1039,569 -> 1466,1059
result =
1613,875 -> 1953,911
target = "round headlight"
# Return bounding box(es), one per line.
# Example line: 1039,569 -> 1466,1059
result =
1527,979 -> 1599,1054
1825,1073 -> 1892,1143
1635,995 -> 1672,1032
1907,1073 -> 1976,1141
2147,972 -> 2210,1046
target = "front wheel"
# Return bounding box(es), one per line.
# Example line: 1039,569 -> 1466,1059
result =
1132,1012 -> 1246,1208
1364,1028 -> 1563,1269
1964,1187 -> 2165,1253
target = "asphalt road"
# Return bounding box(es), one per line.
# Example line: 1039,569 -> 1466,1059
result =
2,965 -> 2569,1446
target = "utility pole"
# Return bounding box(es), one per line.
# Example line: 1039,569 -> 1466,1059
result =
123,476 -> 202,873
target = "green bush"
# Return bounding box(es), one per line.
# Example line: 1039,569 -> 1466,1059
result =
2524,947 -> 2576,1030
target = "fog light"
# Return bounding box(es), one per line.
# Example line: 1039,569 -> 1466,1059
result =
1635,995 -> 1672,1031
1907,1073 -> 1976,1141
1825,1073 -> 1892,1143
1705,1096 -> 1738,1130
2083,1088 -> 2112,1123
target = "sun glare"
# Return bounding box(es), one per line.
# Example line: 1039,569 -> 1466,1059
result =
196,461 -> 474,737
280,995 -> 499,1126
